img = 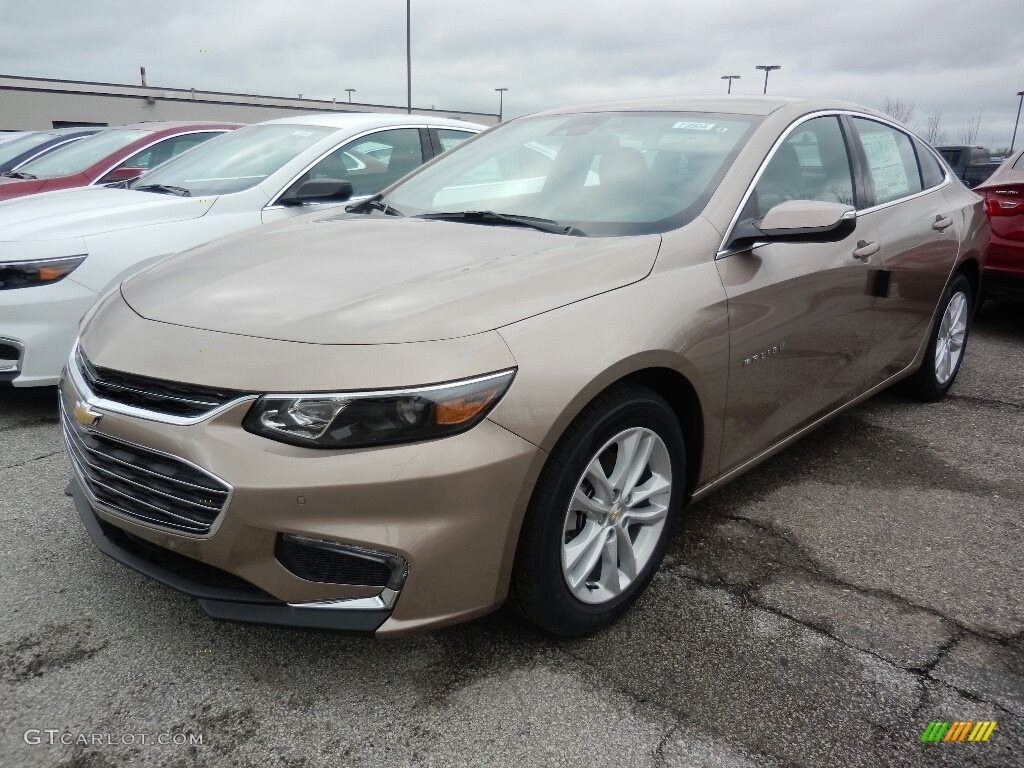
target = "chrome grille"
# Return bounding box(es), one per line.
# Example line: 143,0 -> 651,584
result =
62,407 -> 230,535
76,346 -> 247,419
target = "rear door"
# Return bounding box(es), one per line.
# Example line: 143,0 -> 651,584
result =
717,115 -> 878,471
847,117 -> 960,386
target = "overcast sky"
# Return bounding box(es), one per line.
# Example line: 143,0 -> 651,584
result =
3,0 -> 1023,147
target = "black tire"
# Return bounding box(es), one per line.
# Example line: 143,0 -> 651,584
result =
508,382 -> 685,636
901,273 -> 972,401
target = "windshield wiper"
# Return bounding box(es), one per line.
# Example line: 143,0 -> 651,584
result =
346,193 -> 404,217
2,171 -> 37,180
134,184 -> 191,197
417,211 -> 585,236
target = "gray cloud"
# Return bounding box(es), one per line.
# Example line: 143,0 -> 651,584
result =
2,0 -> 1022,147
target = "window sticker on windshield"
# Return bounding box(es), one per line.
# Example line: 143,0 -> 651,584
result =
672,121 -> 716,131
291,130 -> 315,137
859,131 -> 910,200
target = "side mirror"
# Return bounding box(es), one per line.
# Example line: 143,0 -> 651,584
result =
279,178 -> 353,206
728,200 -> 856,250
100,166 -> 146,184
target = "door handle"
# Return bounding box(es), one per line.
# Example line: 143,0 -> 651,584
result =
932,215 -> 953,231
852,240 -> 879,261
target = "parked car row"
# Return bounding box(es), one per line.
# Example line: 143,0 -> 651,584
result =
1,95 -> 1014,638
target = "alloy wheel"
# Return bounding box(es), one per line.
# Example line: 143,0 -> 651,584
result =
560,427 -> 672,605
935,291 -> 968,385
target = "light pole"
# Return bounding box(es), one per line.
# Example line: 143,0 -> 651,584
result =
405,0 -> 412,114
721,75 -> 741,94
345,88 -> 356,103
755,65 -> 781,95
495,87 -> 509,122
1011,90 -> 1024,153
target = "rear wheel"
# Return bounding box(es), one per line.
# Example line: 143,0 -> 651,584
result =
509,382 -> 685,636
902,273 -> 972,401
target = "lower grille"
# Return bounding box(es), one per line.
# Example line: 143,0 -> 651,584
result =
275,534 -> 405,588
62,408 -> 230,535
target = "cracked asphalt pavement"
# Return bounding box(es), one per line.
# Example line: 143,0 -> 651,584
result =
2,301 -> 1022,767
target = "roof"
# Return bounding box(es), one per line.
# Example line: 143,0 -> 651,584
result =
116,120 -> 244,130
261,112 -> 487,131
527,95 -> 887,119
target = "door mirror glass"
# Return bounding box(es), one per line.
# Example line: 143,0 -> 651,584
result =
279,178 -> 353,206
730,200 -> 855,248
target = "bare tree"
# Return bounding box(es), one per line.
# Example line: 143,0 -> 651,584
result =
884,97 -> 915,127
958,110 -> 982,145
924,110 -> 946,145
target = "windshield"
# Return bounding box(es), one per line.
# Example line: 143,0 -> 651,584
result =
383,112 -> 758,236
134,124 -> 336,196
18,129 -> 149,178
0,132 -> 71,168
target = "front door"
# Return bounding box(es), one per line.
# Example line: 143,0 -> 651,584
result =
262,128 -> 429,225
717,115 -> 878,472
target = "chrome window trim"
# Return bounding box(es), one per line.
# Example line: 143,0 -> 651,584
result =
9,136 -> 87,171
60,400 -> 234,539
87,130 -> 227,186
262,124 -> 466,211
716,110 -> 951,259
0,336 -> 25,374
68,343 -> 257,426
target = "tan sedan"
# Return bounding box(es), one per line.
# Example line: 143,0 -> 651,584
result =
61,96 -> 987,636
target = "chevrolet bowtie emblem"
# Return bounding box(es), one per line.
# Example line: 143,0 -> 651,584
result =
73,400 -> 102,429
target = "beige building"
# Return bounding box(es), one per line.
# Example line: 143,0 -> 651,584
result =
0,74 -> 498,130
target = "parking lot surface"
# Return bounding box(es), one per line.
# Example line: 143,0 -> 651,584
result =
2,302 -> 1021,768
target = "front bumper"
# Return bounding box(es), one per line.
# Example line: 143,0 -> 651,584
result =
60,365 -> 542,636
70,475 -> 393,633
0,278 -> 98,386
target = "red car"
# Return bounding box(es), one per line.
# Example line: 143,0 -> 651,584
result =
0,121 -> 241,202
975,149 -> 1024,299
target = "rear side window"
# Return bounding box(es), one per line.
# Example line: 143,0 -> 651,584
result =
915,140 -> 946,189
1014,153 -> 1024,170
851,118 -> 922,205
742,115 -> 854,219
435,129 -> 475,153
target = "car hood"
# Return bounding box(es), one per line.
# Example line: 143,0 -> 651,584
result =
121,215 -> 660,344
0,186 -> 216,240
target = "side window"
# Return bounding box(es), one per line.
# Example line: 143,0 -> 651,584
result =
100,132 -> 219,182
435,129 -> 475,153
851,118 -> 923,205
915,139 -> 946,189
742,116 -> 854,220
301,128 -> 424,197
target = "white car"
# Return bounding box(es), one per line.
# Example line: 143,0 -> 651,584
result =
0,113 -> 483,386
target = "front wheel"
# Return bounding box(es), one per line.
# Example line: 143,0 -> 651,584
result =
902,273 -> 972,401
508,382 -> 685,636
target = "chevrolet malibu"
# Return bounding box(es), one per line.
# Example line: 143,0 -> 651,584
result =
0,113 -> 481,385
62,96 -> 987,636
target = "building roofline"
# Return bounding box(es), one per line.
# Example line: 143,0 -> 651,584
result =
0,73 -> 499,119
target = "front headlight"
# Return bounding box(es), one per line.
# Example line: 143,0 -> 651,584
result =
0,255 -> 86,290
243,369 -> 516,448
